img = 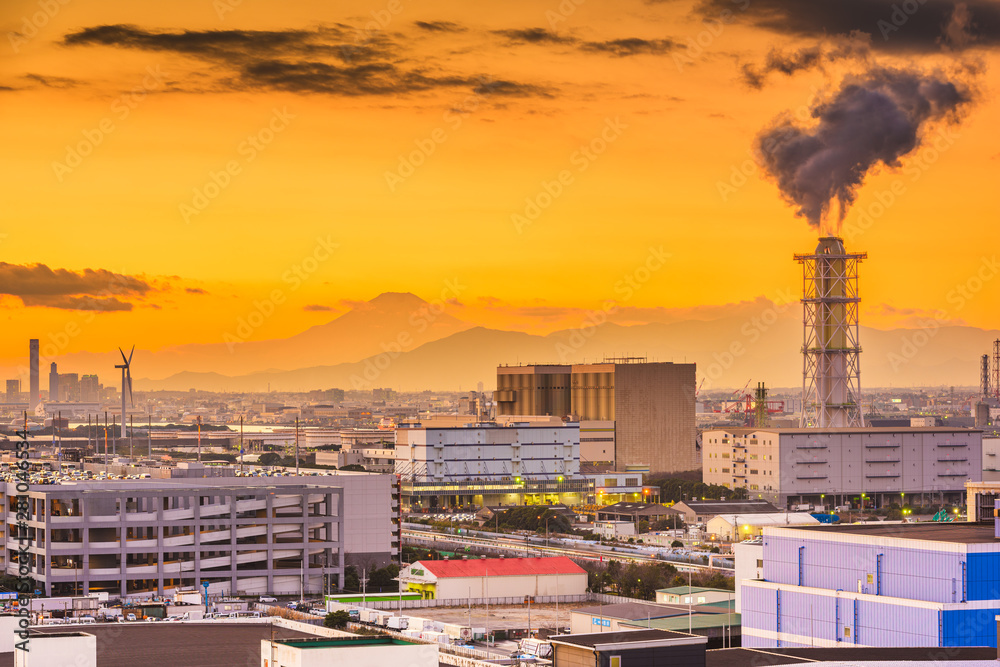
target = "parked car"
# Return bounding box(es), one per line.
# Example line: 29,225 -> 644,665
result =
259,596 -> 278,603
126,614 -> 137,622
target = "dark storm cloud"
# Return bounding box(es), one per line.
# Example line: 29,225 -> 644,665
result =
414,21 -> 467,33
0,263 -> 151,311
493,28 -> 577,44
63,24 -> 551,98
580,38 -> 677,56
695,0 -> 1000,51
740,38 -> 872,89
755,67 -> 974,227
495,28 -> 677,57
23,73 -> 79,88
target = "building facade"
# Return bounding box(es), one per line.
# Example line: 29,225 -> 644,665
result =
398,556 -> 587,601
702,427 -> 982,508
394,422 -> 580,483
4,474 -> 396,597
496,360 -> 697,474
740,522 -> 1000,648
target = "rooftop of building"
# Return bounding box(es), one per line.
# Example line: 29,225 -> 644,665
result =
705,646 -> 997,667
621,612 -> 739,632
657,586 -> 732,596
574,601 -> 732,620
776,521 -> 998,544
276,636 -> 418,649
0,622 -> 318,667
410,556 -> 586,578
713,513 -> 820,526
550,628 -> 705,649
597,501 -> 680,515
703,426 -> 980,435
677,500 -> 779,514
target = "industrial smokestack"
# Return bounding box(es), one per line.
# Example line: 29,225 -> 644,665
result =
756,67 -> 973,232
796,237 -> 866,428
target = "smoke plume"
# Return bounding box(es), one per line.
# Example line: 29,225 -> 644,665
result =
754,67 -> 973,228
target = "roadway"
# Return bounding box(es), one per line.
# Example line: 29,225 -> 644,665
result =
402,527 -> 732,571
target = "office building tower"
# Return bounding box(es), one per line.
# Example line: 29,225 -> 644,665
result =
29,339 -> 39,410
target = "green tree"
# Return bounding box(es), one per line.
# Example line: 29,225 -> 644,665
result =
340,464 -> 367,472
258,452 -> 282,466
368,564 -> 400,591
670,540 -> 684,548
324,610 -> 351,629
342,566 -> 360,592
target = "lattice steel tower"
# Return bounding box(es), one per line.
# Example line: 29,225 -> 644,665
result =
795,237 -> 867,428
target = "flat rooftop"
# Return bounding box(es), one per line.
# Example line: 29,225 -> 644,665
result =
551,628 -> 703,648
706,646 -> 997,667
784,522 -> 998,544
705,426 -> 980,435
277,636 -> 416,649
0,622 -> 318,667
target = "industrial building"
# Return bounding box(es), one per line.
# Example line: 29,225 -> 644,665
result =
550,629 -> 708,667
705,513 -> 820,542
397,556 -> 587,601
739,517 -> 1000,648
671,499 -> 780,524
3,474 -> 397,597
595,501 -> 680,524
702,426 -> 982,507
394,421 -> 589,509
495,359 -> 697,474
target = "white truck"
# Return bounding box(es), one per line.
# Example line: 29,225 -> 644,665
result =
440,622 -> 472,642
386,616 -> 408,631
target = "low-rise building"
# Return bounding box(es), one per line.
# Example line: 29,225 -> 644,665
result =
706,513 -> 820,542
261,636 -> 437,667
671,499 -> 780,524
596,501 -> 680,525
656,587 -> 734,606
550,629 -> 707,667
398,556 -> 587,601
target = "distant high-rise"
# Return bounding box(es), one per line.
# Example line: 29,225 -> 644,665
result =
29,339 -> 40,411
49,362 -> 59,403
81,375 -> 100,403
5,379 -> 20,402
496,359 -> 697,474
59,373 -> 80,401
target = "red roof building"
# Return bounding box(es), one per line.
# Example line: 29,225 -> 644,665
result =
399,556 -> 588,601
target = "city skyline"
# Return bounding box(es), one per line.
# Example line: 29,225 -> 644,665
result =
2,0 -> 999,385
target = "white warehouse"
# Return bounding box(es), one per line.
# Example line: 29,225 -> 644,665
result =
397,556 -> 587,601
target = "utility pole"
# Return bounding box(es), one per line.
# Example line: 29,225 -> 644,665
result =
239,416 -> 244,476
147,415 -> 151,460
129,415 -> 133,460
104,412 -> 108,472
197,416 -> 202,463
295,417 -> 300,476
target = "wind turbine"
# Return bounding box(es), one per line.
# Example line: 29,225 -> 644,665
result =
115,346 -> 134,440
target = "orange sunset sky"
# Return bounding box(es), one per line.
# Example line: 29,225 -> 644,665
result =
1,0 -> 998,378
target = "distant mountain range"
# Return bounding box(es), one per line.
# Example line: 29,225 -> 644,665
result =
111,293 -> 998,393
